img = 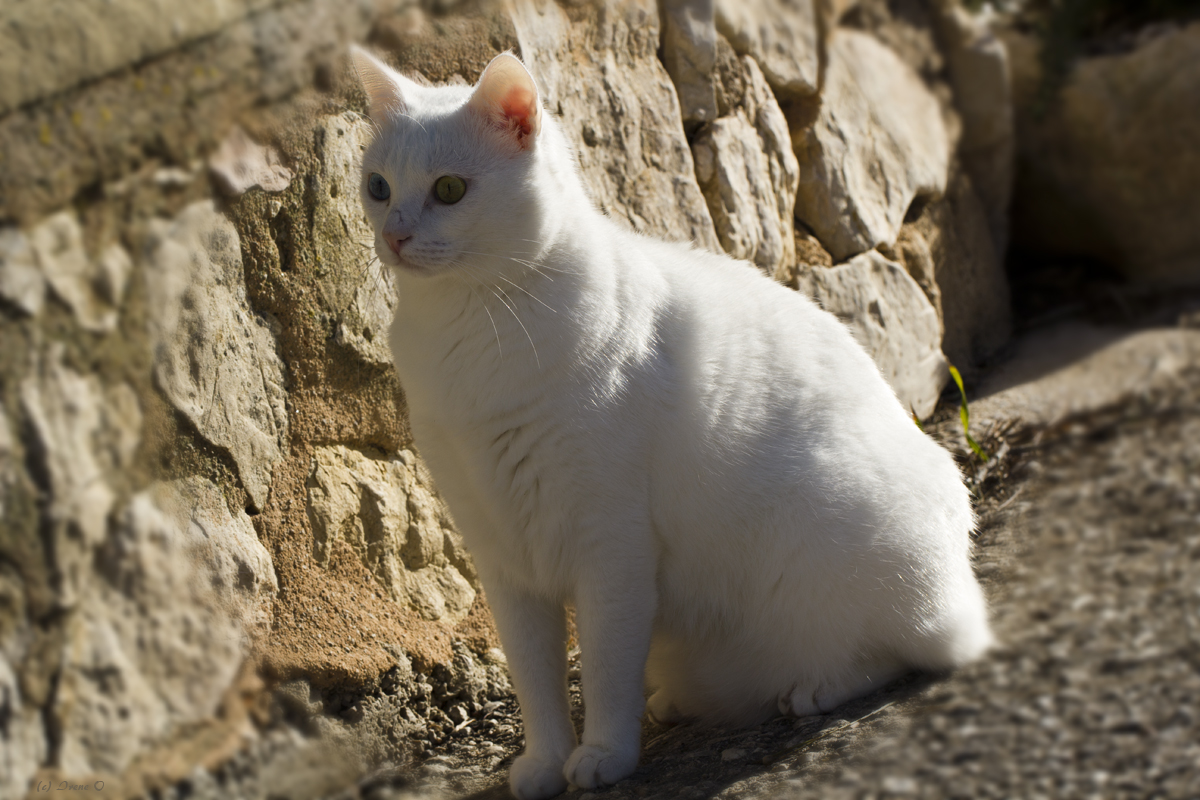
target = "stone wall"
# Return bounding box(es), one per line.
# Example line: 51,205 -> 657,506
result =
1002,15 -> 1200,286
0,0 -> 1018,796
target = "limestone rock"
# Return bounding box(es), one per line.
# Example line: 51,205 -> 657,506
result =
0,227 -> 45,317
308,445 -> 476,627
96,242 -> 134,308
160,477 -> 279,640
0,0 -> 393,225
0,406 -> 13,521
660,0 -> 718,128
209,125 -> 295,196
935,5 -> 1014,255
312,113 -> 397,367
1007,22 -> 1200,285
692,52 -> 799,277
370,4 -> 520,84
20,345 -> 119,608
879,224 -> 942,339
0,644 -> 46,800
895,167 -> 1012,374
55,479 -> 276,775
793,30 -> 950,262
0,508 -> 44,799
29,211 -> 122,332
0,0 -> 273,116
795,251 -> 947,418
12,336 -> 276,777
715,0 -> 820,99
511,0 -> 720,251
144,201 -> 289,512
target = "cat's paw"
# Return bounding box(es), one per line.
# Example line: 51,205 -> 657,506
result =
563,743 -> 638,790
780,670 -> 890,717
509,752 -> 569,800
779,685 -> 821,717
646,689 -> 684,726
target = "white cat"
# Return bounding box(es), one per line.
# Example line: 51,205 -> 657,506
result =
350,47 -> 992,800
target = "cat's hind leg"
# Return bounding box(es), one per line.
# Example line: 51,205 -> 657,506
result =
777,660 -> 906,717
645,688 -> 685,726
645,635 -> 778,727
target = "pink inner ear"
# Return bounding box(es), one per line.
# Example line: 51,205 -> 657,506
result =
500,86 -> 538,141
469,54 -> 541,148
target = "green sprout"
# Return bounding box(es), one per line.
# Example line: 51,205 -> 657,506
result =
949,365 -> 988,462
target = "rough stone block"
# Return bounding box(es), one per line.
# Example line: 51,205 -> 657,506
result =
793,30 -> 950,262
795,250 -> 948,418
511,0 -> 720,251
144,201 -> 289,512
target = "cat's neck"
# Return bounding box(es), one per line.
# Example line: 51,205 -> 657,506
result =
385,114 -> 636,418
388,224 -> 602,407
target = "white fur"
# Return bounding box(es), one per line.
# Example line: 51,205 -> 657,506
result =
351,48 -> 992,800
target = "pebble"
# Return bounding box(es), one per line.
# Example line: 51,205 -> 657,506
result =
881,775 -> 917,794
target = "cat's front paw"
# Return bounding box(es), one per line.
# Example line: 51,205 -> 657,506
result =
509,752 -> 569,800
563,743 -> 638,790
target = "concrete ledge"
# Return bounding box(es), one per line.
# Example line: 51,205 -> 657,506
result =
973,321 -> 1200,431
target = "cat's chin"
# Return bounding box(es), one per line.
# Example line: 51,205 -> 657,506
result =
382,255 -> 432,276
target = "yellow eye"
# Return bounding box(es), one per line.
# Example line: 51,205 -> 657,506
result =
434,175 -> 466,204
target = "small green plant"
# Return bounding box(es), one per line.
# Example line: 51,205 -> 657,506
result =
949,365 -> 988,462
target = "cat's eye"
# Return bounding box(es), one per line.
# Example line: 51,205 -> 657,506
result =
368,172 -> 390,201
434,175 -> 466,204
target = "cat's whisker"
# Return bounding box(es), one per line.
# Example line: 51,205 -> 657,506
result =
457,248 -> 549,263
492,270 -> 557,314
348,253 -> 389,296
456,260 -> 541,369
489,283 -> 541,369
456,249 -> 581,278
348,241 -> 391,290
513,259 -> 575,280
456,265 -> 503,362
398,112 -> 428,134
453,253 -> 560,311
514,261 -> 564,285
462,237 -> 549,253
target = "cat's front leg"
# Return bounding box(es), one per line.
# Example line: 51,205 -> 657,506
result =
564,548 -> 657,790
486,582 -> 577,800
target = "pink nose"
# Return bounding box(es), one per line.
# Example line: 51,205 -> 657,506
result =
385,233 -> 410,255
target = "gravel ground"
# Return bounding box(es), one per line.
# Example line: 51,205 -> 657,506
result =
326,330 -> 1200,800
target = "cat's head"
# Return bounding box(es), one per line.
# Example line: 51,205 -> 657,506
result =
351,47 -> 550,278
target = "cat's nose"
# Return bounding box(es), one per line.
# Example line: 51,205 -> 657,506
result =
385,232 -> 411,255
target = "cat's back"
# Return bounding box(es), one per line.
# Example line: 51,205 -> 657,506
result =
605,226 -> 969,549
614,228 -> 905,433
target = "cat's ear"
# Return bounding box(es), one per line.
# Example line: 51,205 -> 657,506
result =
466,53 -> 542,150
350,45 -> 415,122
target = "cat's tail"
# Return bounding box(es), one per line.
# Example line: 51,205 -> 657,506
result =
902,570 -> 994,671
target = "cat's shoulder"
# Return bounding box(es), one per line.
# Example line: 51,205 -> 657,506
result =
640,233 -> 812,305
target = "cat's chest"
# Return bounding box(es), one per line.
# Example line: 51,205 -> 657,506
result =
409,400 -> 586,588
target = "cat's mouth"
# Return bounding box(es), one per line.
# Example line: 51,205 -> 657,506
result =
378,244 -> 428,275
